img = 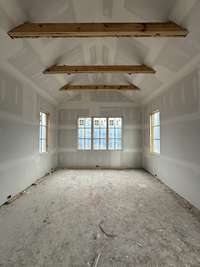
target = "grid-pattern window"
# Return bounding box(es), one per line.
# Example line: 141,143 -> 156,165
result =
78,118 -> 92,150
39,112 -> 49,153
78,117 -> 122,150
108,118 -> 122,150
150,111 -> 160,154
93,118 -> 107,150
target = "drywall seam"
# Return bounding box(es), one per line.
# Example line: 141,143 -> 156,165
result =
1,63 -> 57,106
142,111 -> 200,129
143,152 -> 200,176
0,150 -> 57,172
0,111 -> 57,129
143,54 -> 200,105
58,102 -> 140,109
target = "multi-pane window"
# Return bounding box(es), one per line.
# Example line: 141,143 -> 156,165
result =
78,118 -> 92,150
39,112 -> 49,153
150,110 -> 160,154
108,118 -> 122,150
77,117 -> 122,150
93,118 -> 107,150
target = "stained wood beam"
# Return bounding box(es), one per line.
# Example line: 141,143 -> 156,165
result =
8,22 -> 188,38
44,65 -> 155,74
60,84 -> 139,91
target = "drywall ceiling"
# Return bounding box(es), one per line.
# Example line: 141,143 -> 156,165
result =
0,0 -> 199,105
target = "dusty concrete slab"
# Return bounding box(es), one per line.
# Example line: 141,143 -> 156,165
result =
0,169 -> 200,266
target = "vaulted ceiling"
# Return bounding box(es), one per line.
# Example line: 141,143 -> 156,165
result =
0,0 -> 199,105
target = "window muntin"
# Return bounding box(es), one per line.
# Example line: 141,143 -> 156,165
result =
78,118 -> 92,150
39,112 -> 49,153
77,117 -> 122,150
93,118 -> 107,150
150,111 -> 160,154
108,118 -> 122,150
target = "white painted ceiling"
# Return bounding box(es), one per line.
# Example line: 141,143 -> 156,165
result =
0,0 -> 200,105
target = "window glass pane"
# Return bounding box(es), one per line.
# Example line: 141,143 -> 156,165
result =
78,139 -> 85,150
100,128 -> 106,138
85,128 -> 91,139
154,112 -> 160,126
41,140 -> 46,153
154,126 -> 160,140
108,118 -> 122,150
108,118 -> 114,128
41,113 -> 47,126
78,128 -> 84,139
114,118 -> 122,127
100,118 -> 107,128
93,139 -> 100,150
41,126 -> 46,139
115,139 -> 122,150
39,126 -> 42,140
115,128 -> 121,138
109,128 -> 115,138
39,112 -> 48,153
39,141 -> 42,153
153,140 -> 160,154
93,128 -> 99,138
78,118 -> 85,128
100,139 -> 107,150
108,139 -> 115,150
94,118 -> 100,128
85,118 -> 92,127
85,139 -> 91,150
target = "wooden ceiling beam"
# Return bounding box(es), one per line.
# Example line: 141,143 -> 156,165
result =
44,65 -> 155,74
8,22 -> 188,38
60,84 -> 139,91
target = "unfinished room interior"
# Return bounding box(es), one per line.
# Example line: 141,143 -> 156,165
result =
0,0 -> 200,266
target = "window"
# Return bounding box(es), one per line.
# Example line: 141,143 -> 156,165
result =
150,110 -> 160,154
78,117 -> 92,150
108,118 -> 122,150
77,117 -> 122,150
93,118 -> 107,150
39,112 -> 49,153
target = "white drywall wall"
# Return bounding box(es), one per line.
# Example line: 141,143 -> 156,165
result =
0,68 -> 57,206
142,65 -> 200,209
58,92 -> 142,168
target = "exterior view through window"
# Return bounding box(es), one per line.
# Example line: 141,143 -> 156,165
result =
78,117 -> 122,150
39,112 -> 49,153
150,110 -> 160,154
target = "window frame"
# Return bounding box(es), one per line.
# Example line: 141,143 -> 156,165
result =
77,117 -> 123,151
150,110 -> 160,154
107,117 -> 123,151
39,111 -> 49,154
77,117 -> 92,151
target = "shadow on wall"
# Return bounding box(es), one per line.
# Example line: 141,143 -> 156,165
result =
0,69 -> 23,116
143,67 -> 200,123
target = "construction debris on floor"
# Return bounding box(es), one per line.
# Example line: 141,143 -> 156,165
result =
0,170 -> 200,266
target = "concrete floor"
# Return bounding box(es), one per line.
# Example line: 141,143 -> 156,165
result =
0,170 -> 200,267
